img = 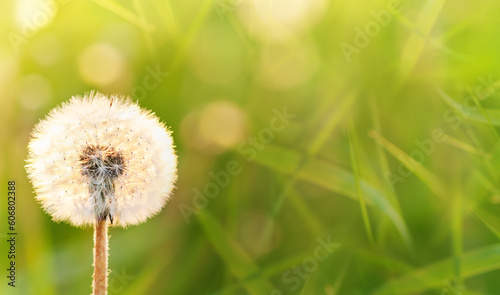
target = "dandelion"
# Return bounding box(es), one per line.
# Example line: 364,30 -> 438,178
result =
25,92 -> 177,295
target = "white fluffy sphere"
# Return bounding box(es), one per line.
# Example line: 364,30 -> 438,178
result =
26,92 -> 178,227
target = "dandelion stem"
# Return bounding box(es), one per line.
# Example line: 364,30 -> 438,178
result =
93,219 -> 108,295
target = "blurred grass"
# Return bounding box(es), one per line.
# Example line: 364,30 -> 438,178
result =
348,111 -> 375,245
2,0 -> 500,294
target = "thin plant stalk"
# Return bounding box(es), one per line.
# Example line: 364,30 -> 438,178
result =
26,94 -> 178,294
93,219 -> 108,295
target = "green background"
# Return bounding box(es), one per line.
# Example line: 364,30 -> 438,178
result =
2,0 -> 500,294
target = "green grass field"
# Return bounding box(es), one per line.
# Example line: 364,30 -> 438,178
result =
2,0 -> 500,294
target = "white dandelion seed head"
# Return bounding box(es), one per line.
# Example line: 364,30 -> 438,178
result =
25,92 -> 178,227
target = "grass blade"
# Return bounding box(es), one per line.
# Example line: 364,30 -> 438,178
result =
471,209 -> 500,240
167,0 -> 213,73
370,97 -> 414,252
466,85 -> 500,139
90,0 -> 155,31
369,130 -> 447,199
196,210 -> 275,295
208,237 -> 340,295
373,243 -> 500,294
444,134 -> 489,157
436,85 -> 500,126
132,0 -> 157,60
258,92 -> 356,247
253,144 -> 411,247
398,0 -> 446,85
451,190 -> 464,291
288,187 -> 324,237
347,112 -> 374,244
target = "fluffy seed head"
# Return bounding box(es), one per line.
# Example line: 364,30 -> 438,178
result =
25,92 -> 178,227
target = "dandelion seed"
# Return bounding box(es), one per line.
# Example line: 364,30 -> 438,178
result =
26,92 -> 177,227
25,92 -> 178,294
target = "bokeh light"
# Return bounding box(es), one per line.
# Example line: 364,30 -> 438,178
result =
236,0 -> 327,42
181,100 -> 248,154
77,43 -> 126,88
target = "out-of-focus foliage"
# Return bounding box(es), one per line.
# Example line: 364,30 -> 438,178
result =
2,0 -> 500,294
